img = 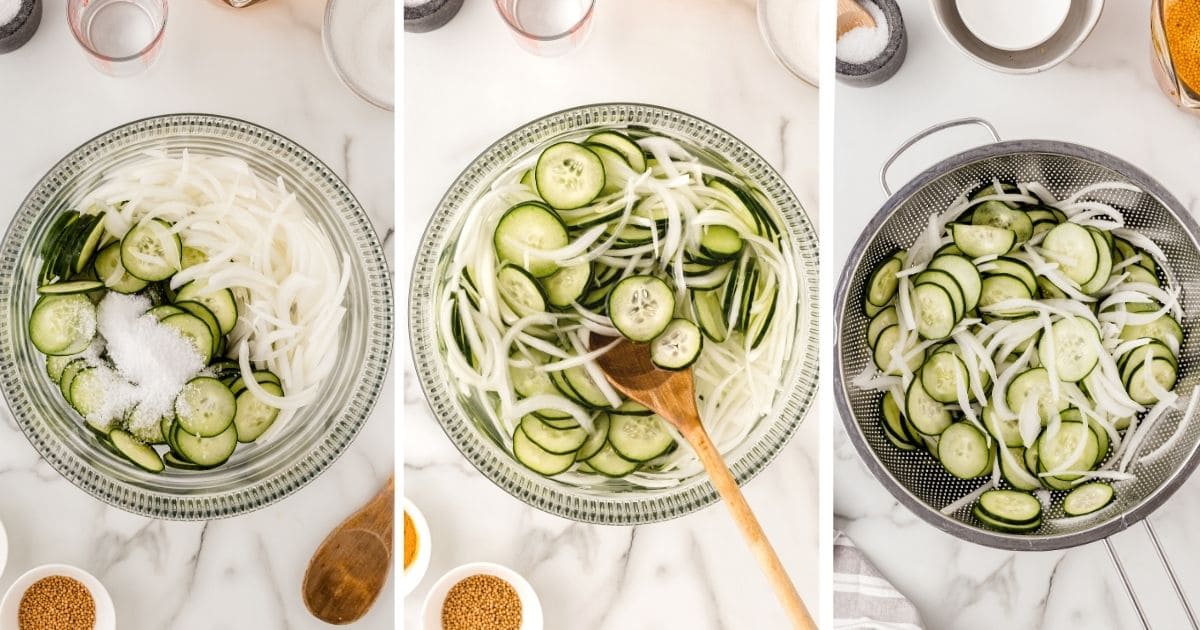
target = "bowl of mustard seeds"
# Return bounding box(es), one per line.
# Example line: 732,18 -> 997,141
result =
0,565 -> 114,630
420,562 -> 542,630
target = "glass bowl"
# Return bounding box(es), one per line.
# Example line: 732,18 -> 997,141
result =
0,114 -> 393,520
409,103 -> 819,524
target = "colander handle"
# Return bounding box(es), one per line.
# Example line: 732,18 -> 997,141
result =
879,117 -> 1001,195
1106,520 -> 1200,629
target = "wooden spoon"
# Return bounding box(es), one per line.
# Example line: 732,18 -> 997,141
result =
837,0 -> 876,38
592,338 -> 817,630
302,475 -> 395,625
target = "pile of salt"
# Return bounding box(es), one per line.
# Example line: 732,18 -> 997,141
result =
836,0 -> 890,64
87,293 -> 205,435
0,0 -> 39,55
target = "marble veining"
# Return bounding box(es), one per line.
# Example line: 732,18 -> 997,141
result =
403,0 -> 819,627
836,1 -> 1200,628
0,1 -> 394,628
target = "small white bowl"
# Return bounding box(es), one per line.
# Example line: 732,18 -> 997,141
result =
403,497 -> 432,596
0,519 -> 8,581
930,0 -> 1103,73
0,564 -> 115,630
955,0 -> 1070,52
420,562 -> 542,630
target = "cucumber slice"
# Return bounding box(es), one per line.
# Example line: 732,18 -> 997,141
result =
46,354 -> 74,381
69,366 -> 113,420
93,242 -> 148,294
1038,316 -> 1100,382
911,282 -> 958,340
509,351 -> 557,398
173,280 -> 238,334
865,253 -> 903,307
576,414 -> 611,461
30,294 -> 96,356
121,218 -> 182,281
977,489 -> 1042,524
496,264 -> 548,318
880,390 -> 914,446
972,201 -> 1033,243
1041,222 -> 1100,286
520,414 -> 588,454
691,289 -> 728,343
698,225 -> 743,261
512,426 -> 576,475
587,442 -> 639,477
608,413 -> 674,461
173,301 -> 223,356
937,422 -> 991,479
978,274 -> 1033,317
905,376 -> 952,435
873,325 -> 924,375
982,257 -> 1037,295
1119,314 -> 1183,350
973,504 -> 1042,533
109,429 -> 164,473
650,318 -> 703,371
535,142 -> 605,210
1119,341 -> 1176,381
493,202 -> 569,278
608,275 -> 675,342
914,269 -> 965,322
928,255 -> 982,312
36,280 -> 104,296
950,224 -> 1016,258
982,406 -> 1023,448
175,376 -> 236,437
585,131 -> 647,173
233,383 -> 283,442
1126,358 -> 1177,405
561,365 -> 611,408
1080,228 -> 1113,295
542,262 -> 592,308
1037,421 -> 1098,479
1000,446 -> 1042,491
867,307 -> 900,349
921,351 -> 968,404
1007,368 -> 1070,422
58,359 -> 87,402
174,424 -> 238,468
1062,482 -> 1115,516
161,313 -> 214,364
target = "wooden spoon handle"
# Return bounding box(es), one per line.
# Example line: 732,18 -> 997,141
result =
683,427 -> 817,630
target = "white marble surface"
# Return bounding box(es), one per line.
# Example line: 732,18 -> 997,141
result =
835,1 -> 1200,628
402,1 -> 819,627
0,2 -> 394,628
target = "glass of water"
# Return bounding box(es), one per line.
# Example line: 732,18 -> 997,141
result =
67,0 -> 167,77
493,0 -> 595,57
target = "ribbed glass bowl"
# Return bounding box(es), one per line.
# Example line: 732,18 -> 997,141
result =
0,114 -> 393,520
410,103 -> 819,524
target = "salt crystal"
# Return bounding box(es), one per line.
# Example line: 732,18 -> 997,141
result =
836,0 -> 890,65
0,0 -> 20,28
93,292 -> 205,431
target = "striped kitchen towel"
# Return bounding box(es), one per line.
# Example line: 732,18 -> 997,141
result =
833,531 -> 925,630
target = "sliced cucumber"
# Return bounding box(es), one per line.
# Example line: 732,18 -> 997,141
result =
174,423 -> 238,468
608,413 -> 674,461
951,223 -> 1016,258
174,301 -> 222,356
585,131 -> 647,173
1041,222 -> 1100,286
973,504 -> 1042,533
914,269 -> 965,322
121,218 -> 182,282
161,313 -> 214,364
921,351 -> 968,404
865,253 -> 903,307
109,429 -> 164,473
512,426 -> 576,475
233,383 -> 283,443
1007,367 -> 1070,423
173,280 -> 238,334
972,201 -> 1033,243
93,242 -> 148,294
1126,358 -> 1177,405
978,274 -> 1033,317
929,255 -> 982,312
520,414 -> 588,454
576,414 -> 611,461
175,376 -> 236,437
496,264 -> 548,318
608,275 -> 675,342
911,282 -> 957,340
650,318 -> 703,371
937,422 -> 991,479
906,377 -> 952,435
1062,482 -> 1115,516
1037,421 -> 1099,479
29,294 -> 96,356
587,442 -> 639,477
867,306 -> 900,348
977,489 -> 1042,525
691,288 -> 728,343
37,280 -> 104,296
493,202 -> 569,278
542,262 -> 592,308
1038,316 -> 1100,382
535,142 -> 606,210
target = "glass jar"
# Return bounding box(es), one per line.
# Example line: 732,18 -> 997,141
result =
1151,0 -> 1200,113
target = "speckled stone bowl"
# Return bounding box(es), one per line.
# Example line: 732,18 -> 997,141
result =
836,0 -> 907,88
404,0 -> 464,33
0,0 -> 41,55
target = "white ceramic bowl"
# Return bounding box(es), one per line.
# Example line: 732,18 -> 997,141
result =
930,0 -> 1103,73
955,0 -> 1070,51
403,497 -> 432,596
420,562 -> 542,630
0,564 -> 115,630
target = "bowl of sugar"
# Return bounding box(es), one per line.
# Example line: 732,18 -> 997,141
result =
836,0 -> 907,87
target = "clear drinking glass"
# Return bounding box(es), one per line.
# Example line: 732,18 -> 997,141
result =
493,0 -> 595,57
67,0 -> 167,77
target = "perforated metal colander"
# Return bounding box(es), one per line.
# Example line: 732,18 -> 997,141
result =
834,119 -> 1200,555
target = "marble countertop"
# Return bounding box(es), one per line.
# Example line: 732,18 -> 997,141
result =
835,1 -> 1200,628
0,2 -> 394,628
402,0 -> 819,627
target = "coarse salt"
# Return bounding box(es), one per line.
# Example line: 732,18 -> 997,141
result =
836,0 -> 889,65
0,0 -> 21,28
90,292 -> 204,433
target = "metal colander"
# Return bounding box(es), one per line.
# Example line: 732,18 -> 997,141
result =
834,119 -> 1200,554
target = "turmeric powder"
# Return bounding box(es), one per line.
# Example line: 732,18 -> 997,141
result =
403,511 -> 418,569
1164,0 -> 1200,92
